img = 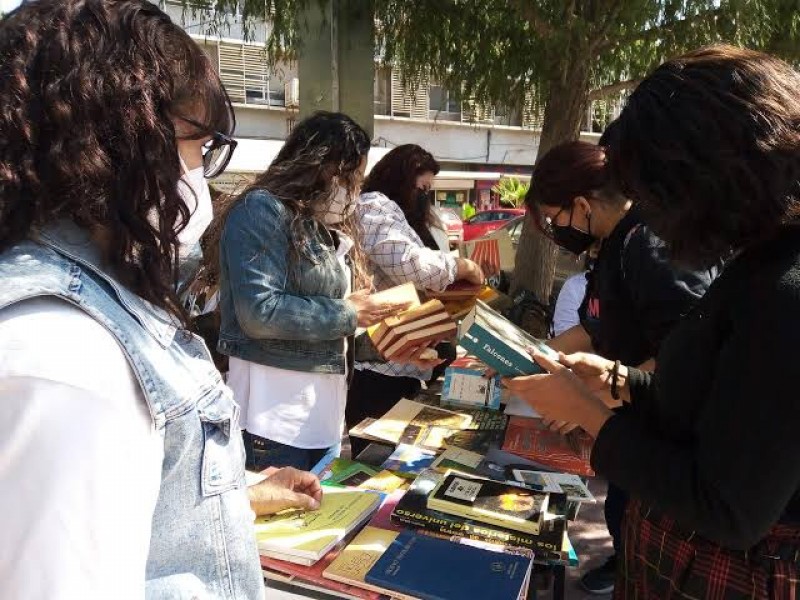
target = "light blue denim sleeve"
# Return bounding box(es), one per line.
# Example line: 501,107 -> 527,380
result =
222,192 -> 357,342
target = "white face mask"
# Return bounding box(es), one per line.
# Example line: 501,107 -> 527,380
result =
176,155 -> 213,250
322,184 -> 356,226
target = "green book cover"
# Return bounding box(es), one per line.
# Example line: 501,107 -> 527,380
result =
459,300 -> 558,377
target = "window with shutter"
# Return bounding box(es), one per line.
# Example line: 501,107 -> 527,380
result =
218,42 -> 245,104
390,69 -> 428,119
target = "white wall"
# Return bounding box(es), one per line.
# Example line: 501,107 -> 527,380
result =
232,106 -> 294,139
229,107 -> 602,167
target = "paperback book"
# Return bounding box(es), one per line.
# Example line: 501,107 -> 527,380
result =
391,469 -> 575,565
365,530 -> 533,600
427,472 -> 550,535
502,417 -> 594,477
369,299 -> 456,360
380,443 -> 438,475
441,357 -> 502,410
254,487 -> 382,564
510,469 -> 595,503
458,300 -> 559,377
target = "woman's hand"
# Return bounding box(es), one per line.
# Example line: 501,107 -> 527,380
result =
455,258 -> 485,285
390,342 -> 445,369
558,352 -> 628,408
346,289 -> 412,328
502,349 -> 614,439
247,467 -> 323,517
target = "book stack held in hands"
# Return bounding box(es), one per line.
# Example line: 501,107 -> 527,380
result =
369,297 -> 456,360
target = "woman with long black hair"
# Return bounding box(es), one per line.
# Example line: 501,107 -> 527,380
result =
346,144 -> 484,457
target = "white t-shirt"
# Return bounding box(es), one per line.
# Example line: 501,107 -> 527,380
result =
553,272 -> 589,336
0,298 -> 163,600
227,233 -> 353,449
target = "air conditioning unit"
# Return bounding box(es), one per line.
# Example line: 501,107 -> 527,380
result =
284,78 -> 300,108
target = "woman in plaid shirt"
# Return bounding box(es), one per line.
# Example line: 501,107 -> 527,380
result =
346,145 -> 484,456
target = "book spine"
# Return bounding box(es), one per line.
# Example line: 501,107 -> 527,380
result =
460,324 -> 539,377
426,499 -> 541,535
389,512 -> 565,562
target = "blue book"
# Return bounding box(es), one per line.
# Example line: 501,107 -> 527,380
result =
459,300 -> 559,377
365,529 -> 533,600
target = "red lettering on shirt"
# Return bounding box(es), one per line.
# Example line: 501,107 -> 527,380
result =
587,297 -> 600,318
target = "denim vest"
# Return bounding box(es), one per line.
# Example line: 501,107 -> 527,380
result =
0,221 -> 263,600
218,190 -> 357,374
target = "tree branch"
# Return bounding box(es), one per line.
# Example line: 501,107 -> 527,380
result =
605,7 -> 723,50
509,0 -> 555,39
588,78 -> 639,100
589,0 -> 627,54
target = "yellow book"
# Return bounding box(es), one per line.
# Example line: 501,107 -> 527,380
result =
358,470 -> 409,493
323,526 -> 417,600
254,488 -> 381,562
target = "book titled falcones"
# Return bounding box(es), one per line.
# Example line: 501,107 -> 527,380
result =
458,300 -> 559,377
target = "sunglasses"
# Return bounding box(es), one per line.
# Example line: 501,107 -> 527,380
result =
178,117 -> 238,179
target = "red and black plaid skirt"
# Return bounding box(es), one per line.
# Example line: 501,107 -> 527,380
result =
615,498 -> 800,599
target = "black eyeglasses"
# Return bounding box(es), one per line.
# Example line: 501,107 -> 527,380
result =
178,117 -> 237,179
541,206 -> 568,237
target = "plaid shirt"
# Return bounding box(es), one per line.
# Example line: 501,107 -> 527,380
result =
356,191 -> 457,379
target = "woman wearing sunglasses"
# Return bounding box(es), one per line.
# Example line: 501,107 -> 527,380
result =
0,2 -> 324,598
526,137 -> 718,594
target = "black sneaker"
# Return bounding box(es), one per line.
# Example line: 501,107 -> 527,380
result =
580,555 -> 617,595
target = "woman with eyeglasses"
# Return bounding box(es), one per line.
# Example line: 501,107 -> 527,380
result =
215,112 -> 410,473
507,45 -> 800,599
526,138 -> 718,594
0,2 -> 327,598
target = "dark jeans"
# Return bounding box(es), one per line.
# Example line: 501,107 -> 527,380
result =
242,430 -> 340,472
345,369 -> 422,458
605,481 -> 628,555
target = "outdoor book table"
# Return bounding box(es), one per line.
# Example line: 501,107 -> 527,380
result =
257,388 -> 584,600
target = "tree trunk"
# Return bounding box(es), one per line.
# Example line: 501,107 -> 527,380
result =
510,57 -> 592,335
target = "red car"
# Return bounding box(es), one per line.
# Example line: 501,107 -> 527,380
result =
462,208 -> 526,241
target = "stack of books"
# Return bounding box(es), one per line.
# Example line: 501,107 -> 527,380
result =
369,299 -> 456,360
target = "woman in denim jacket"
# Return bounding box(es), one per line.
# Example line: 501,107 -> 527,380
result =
217,112 -> 407,471
0,2 -> 324,598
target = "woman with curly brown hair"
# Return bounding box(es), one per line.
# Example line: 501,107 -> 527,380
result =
507,45 -> 800,599
217,112 -> 411,472
0,2 -> 320,598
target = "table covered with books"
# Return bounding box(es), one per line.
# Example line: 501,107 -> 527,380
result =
254,295 -> 595,600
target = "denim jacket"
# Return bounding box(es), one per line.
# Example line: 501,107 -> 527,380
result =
0,221 -> 263,600
218,189 -> 358,374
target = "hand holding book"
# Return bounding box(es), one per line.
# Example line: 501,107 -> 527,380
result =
346,288 -> 415,328
248,467 -> 323,516
502,348 -> 615,440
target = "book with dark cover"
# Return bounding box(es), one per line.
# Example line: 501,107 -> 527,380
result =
458,300 -> 559,377
390,469 -> 575,565
428,472 -> 549,535
365,530 -> 532,600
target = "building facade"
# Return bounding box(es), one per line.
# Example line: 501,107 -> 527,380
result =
164,2 -> 610,211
